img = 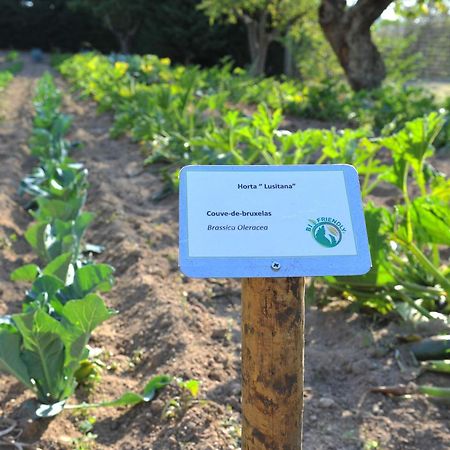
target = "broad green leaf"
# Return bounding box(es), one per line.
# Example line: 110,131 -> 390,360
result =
74,212 -> 95,240
26,275 -> 65,307
382,113 -> 445,193
178,379 -> 200,398
33,196 -> 85,222
13,310 -> 67,402
61,294 -> 113,334
143,375 -> 173,401
65,375 -> 172,410
379,152 -> 408,191
431,177 -> 450,202
58,264 -> 114,303
333,204 -> 394,287
0,329 -> 34,390
25,222 -> 49,261
59,294 -> 113,377
42,252 -> 73,282
410,196 -> 450,245
11,264 -> 39,282
95,392 -> 143,408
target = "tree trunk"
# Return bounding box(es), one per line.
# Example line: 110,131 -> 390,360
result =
117,34 -> 131,54
319,0 -> 393,91
104,13 -> 139,55
244,13 -> 274,77
284,35 -> 296,78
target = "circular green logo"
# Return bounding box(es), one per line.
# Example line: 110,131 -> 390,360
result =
312,221 -> 342,248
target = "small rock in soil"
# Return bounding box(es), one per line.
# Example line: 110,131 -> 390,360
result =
208,368 -> 223,381
318,397 -> 336,408
150,399 -> 165,415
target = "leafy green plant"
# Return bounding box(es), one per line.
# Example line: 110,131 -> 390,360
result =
0,70 -> 172,421
162,378 -> 201,420
329,113 -> 449,320
0,54 -> 22,91
5,50 -> 19,62
64,375 -> 172,413
0,70 -> 13,91
58,53 -> 449,324
20,161 -> 88,210
0,293 -> 114,407
12,256 -> 115,315
25,213 -> 94,264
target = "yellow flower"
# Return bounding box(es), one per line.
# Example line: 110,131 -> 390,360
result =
160,57 -> 171,66
140,63 -> 154,74
114,61 -> 129,77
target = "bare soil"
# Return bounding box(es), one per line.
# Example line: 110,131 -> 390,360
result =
0,57 -> 449,450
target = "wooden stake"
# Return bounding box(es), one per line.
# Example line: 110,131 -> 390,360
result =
241,277 -> 305,450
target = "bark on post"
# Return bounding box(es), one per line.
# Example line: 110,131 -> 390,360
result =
242,277 -> 305,450
319,0 -> 393,91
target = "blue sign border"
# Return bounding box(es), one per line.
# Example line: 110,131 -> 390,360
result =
179,165 -> 371,278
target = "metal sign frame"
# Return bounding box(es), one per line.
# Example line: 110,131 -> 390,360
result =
179,164 -> 371,278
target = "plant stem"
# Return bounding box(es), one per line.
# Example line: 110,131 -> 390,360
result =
417,385 -> 450,398
405,241 -> 450,294
395,288 -> 434,320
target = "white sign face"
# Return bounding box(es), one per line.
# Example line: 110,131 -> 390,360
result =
179,165 -> 371,278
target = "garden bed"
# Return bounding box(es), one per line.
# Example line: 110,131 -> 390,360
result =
0,57 -> 449,450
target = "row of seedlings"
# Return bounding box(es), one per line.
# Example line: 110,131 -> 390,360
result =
0,52 -> 23,91
0,73 -> 116,416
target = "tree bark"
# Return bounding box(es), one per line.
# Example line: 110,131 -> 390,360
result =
284,35 -> 296,77
104,14 -> 141,54
319,0 -> 394,91
117,34 -> 131,54
243,12 -> 276,76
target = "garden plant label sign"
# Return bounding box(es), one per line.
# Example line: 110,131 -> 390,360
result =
179,165 -> 371,278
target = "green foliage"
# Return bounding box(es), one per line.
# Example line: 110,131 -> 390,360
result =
0,53 -> 22,91
329,113 -> 449,320
199,0 -> 309,29
5,50 -> 19,62
163,378 -> 201,420
50,53 -> 73,68
59,53 -> 449,322
19,161 -> 88,207
0,73 -> 115,413
0,70 -> 14,91
29,74 -> 75,162
375,23 -> 423,83
11,252 -> 73,284
25,213 -> 94,264
1,70 -> 173,421
0,294 -> 114,405
59,53 -> 442,142
67,375 -> 172,410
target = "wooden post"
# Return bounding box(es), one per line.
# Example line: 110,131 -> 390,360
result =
241,277 -> 305,450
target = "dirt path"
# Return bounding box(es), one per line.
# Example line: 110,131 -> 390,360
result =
1,57 -> 449,450
0,57 -> 47,316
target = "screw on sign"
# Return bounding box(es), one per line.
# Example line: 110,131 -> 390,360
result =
271,261 -> 281,271
179,165 -> 371,449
